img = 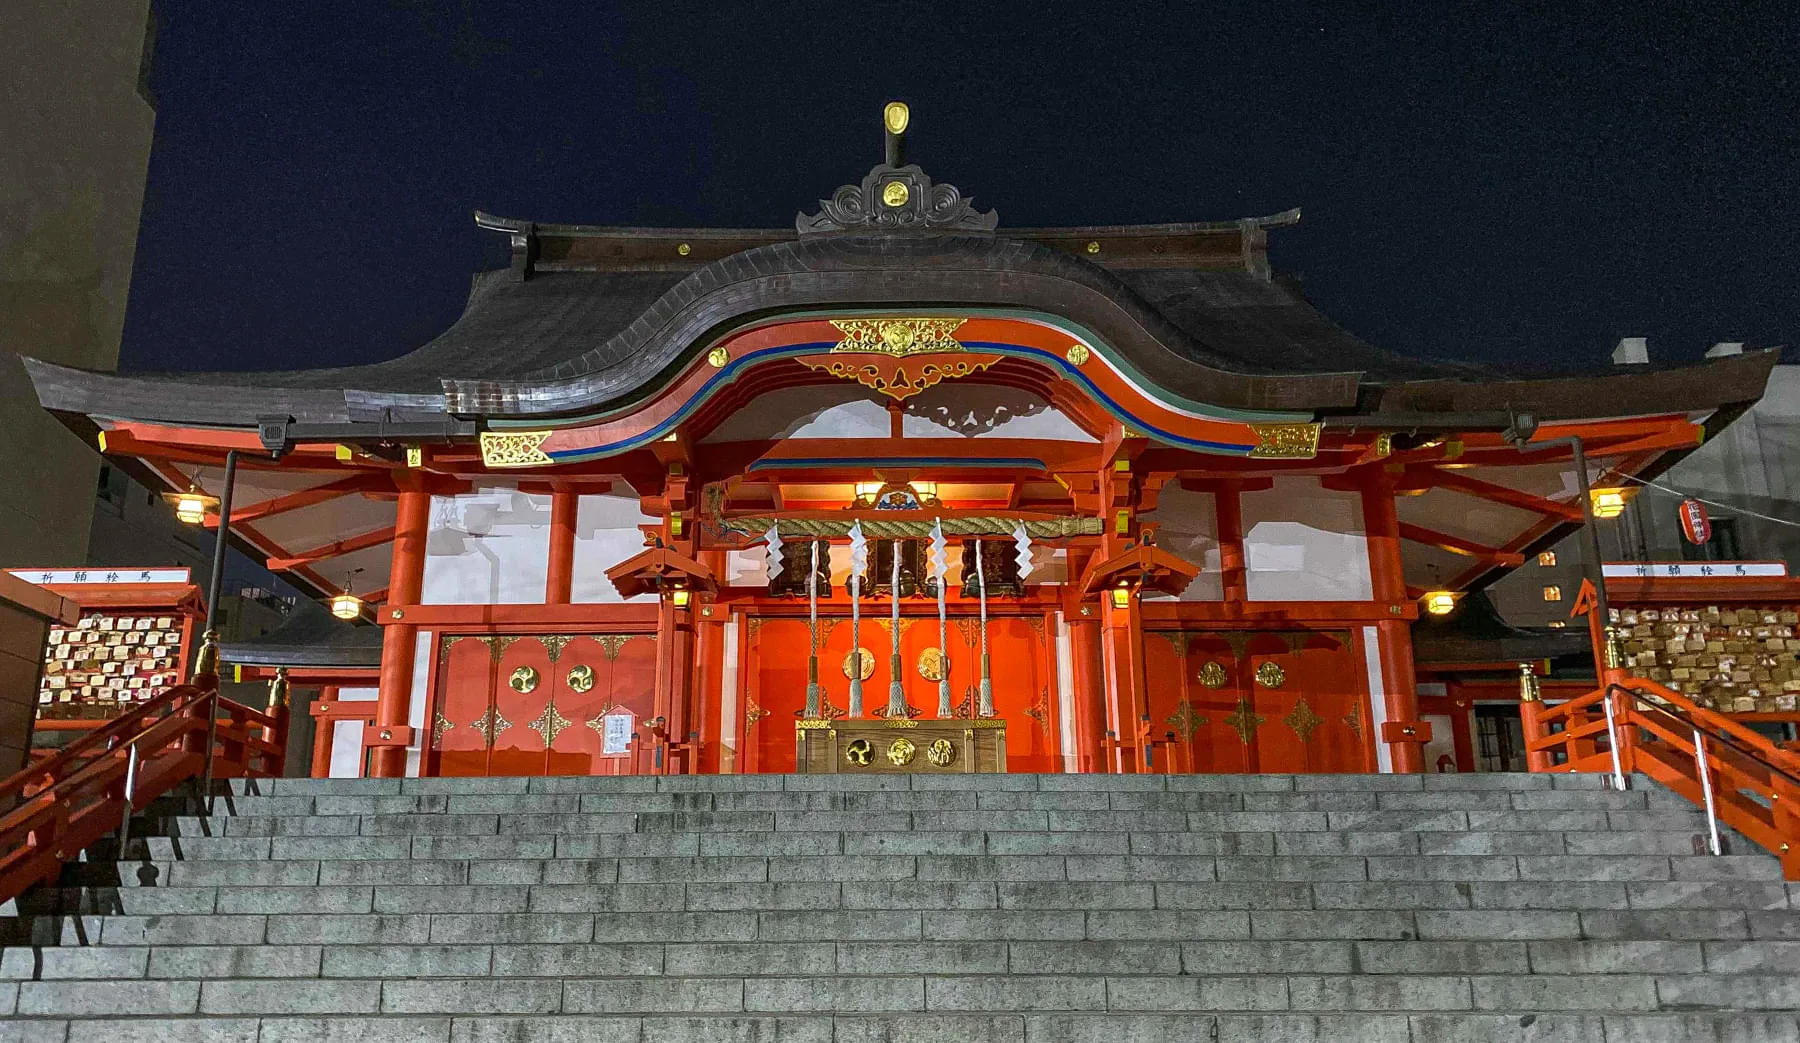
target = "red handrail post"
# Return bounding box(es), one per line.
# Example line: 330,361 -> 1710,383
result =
1773,771 -> 1800,880
1517,664 -> 1557,772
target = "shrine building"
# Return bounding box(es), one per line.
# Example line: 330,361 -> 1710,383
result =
22,104 -> 1779,780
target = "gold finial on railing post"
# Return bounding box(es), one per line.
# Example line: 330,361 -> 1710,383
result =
191,628 -> 221,680
267,666 -> 290,711
1518,661 -> 1541,703
1603,625 -> 1626,673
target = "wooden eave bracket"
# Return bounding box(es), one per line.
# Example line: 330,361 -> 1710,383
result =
604,547 -> 719,599
1077,544 -> 1200,598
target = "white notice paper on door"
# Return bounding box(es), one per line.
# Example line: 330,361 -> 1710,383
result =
602,713 -> 633,755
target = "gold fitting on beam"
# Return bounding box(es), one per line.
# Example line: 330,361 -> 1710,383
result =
268,667 -> 290,710
1518,662 -> 1542,703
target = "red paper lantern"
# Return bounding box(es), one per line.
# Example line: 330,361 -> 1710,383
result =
1678,498 -> 1712,545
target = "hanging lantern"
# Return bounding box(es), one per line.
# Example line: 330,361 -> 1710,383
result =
1423,591 -> 1458,616
1589,488 -> 1629,519
163,485 -> 219,525
329,568 -> 365,619
1678,499 -> 1712,545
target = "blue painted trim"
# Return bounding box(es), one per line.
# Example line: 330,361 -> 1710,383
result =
748,457 -> 1050,472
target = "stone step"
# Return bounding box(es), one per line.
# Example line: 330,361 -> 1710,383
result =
3,1012 -> 1799,1043
212,770 -> 1630,797
52,852 -> 1792,891
8,939 -> 1800,981
151,784 -> 1690,818
8,970 -> 1800,1017
6,905 -> 1797,949
78,821 -> 1757,868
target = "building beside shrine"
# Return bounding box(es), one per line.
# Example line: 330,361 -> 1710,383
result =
19,105 -> 1781,780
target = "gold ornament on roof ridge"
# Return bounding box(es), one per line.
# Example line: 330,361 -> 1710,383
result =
480,430 -> 552,469
830,317 -> 967,357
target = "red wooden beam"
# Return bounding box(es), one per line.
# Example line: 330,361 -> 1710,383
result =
1416,469 -> 1585,523
267,527 -> 397,572
206,475 -> 389,528
1397,522 -> 1525,567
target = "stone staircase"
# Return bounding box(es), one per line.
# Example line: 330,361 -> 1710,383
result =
2,771 -> 1798,1042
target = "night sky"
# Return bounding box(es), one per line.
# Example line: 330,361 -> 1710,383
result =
120,3 -> 1795,377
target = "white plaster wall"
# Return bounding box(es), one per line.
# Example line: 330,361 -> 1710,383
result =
1141,486 -> 1224,601
902,384 -> 1097,442
328,686 -> 377,779
571,493 -> 659,604
404,629 -> 432,778
702,386 -> 891,443
421,485 -> 551,604
1242,478 -> 1372,601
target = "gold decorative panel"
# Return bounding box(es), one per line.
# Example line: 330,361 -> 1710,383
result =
1247,423 -> 1322,459
845,738 -> 873,766
1196,661 -> 1228,689
1255,662 -> 1286,689
529,698 -> 573,746
1165,699 -> 1207,742
566,664 -> 596,693
830,317 -> 966,356
1285,697 -> 1324,744
470,706 -> 512,747
798,354 -> 998,402
507,666 -> 539,694
1224,696 -> 1265,746
480,431 -> 552,469
926,738 -> 956,767
887,737 -> 917,766
917,647 -> 948,682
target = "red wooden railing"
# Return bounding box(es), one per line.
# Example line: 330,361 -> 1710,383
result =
0,674 -> 286,905
1522,671 -> 1800,879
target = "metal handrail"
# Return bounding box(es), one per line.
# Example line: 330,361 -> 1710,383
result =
0,676 -> 285,906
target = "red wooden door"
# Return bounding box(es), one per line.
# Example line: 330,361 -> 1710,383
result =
430,636 -> 500,777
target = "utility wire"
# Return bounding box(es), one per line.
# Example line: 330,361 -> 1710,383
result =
1619,474 -> 1800,532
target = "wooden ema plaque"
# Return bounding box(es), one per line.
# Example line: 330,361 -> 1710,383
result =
795,718 -> 1006,774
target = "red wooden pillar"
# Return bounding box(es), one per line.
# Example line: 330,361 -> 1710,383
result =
1216,485 -> 1248,604
545,489 -> 577,604
1361,478 -> 1426,773
310,685 -> 338,778
653,596 -> 695,774
371,485 -> 430,778
1100,591 -> 1149,773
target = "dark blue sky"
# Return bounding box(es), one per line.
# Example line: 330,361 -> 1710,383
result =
121,2 -> 1796,376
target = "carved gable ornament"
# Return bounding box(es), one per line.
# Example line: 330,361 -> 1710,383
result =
797,163 -> 998,236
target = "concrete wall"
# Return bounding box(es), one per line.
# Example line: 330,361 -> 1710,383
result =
0,0 -> 156,567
